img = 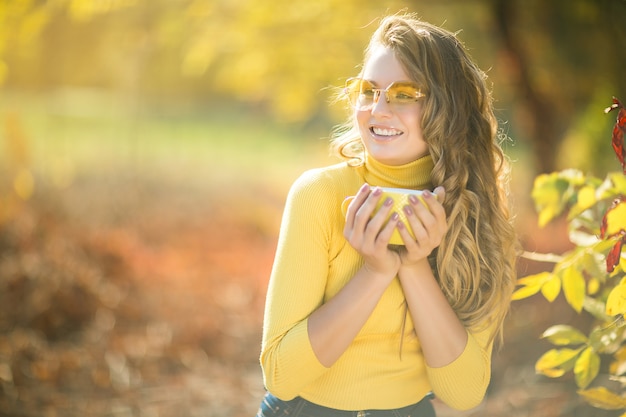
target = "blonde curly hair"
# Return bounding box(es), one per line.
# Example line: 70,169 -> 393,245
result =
331,14 -> 519,345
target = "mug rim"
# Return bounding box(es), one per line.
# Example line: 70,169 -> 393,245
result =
379,187 -> 425,194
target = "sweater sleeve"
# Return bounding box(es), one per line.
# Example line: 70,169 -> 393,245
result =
260,169 -> 339,400
425,323 -> 495,410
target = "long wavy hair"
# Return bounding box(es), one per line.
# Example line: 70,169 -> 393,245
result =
331,14 -> 519,345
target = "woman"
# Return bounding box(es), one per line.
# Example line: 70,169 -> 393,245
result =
257,13 -> 518,417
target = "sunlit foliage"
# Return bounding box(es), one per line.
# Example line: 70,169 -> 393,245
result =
515,98 -> 626,412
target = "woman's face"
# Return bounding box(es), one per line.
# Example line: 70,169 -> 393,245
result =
356,46 -> 428,166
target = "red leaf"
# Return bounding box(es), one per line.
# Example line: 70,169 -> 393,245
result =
606,238 -> 624,273
605,97 -> 626,173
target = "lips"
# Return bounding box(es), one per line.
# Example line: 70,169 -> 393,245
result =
370,126 -> 404,137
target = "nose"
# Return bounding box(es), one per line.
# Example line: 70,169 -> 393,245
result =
370,91 -> 392,117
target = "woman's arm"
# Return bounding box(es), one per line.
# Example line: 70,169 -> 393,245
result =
309,184 -> 403,366
397,260 -> 468,367
261,175 -> 403,398
395,187 -> 492,409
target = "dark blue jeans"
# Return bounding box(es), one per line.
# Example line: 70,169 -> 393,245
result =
256,392 -> 436,417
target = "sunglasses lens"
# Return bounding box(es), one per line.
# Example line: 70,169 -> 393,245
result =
345,78 -> 375,110
345,79 -> 423,110
388,83 -> 422,104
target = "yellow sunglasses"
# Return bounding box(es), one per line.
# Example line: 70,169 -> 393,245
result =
344,77 -> 425,111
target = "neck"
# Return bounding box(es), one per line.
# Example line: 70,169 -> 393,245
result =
362,154 -> 434,190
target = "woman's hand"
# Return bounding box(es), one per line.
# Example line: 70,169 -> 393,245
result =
396,186 -> 448,265
343,184 -> 401,278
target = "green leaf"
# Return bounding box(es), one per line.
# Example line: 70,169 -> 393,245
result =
532,173 -> 570,227
562,266 -> 586,313
578,387 -> 626,410
574,347 -> 600,389
541,325 -> 588,346
535,347 -> 582,377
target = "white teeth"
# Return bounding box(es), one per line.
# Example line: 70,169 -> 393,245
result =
372,127 -> 402,136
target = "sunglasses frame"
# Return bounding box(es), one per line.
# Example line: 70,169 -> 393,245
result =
344,77 -> 426,110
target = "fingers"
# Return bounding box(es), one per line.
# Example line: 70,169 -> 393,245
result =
344,183 -> 371,224
401,188 -> 447,251
433,186 -> 446,203
344,185 -> 448,258
343,185 -> 398,248
415,189 -> 447,227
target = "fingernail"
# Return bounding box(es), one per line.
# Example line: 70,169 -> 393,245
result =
403,206 -> 413,215
423,190 -> 432,198
360,183 -> 370,193
372,187 -> 382,196
391,212 -> 399,221
384,197 -> 393,206
409,195 -> 419,204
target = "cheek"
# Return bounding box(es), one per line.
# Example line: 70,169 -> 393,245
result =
403,110 -> 423,132
355,110 -> 370,131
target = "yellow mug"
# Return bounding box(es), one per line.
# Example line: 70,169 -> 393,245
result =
341,187 -> 434,245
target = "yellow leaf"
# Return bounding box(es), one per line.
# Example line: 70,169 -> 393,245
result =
578,185 -> 597,209
512,272 -> 552,301
537,367 -> 566,378
578,387 -> 626,410
516,272 -> 552,286
538,206 -> 560,228
562,267 -> 586,313
511,285 -> 541,301
541,325 -> 588,346
570,185 -> 597,218
587,277 -> 600,295
606,284 -> 626,316
541,274 -> 562,302
574,347 -> 600,389
605,201 -> 626,237
535,348 -> 582,376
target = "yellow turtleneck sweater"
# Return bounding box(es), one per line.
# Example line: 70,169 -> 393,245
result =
260,155 -> 494,411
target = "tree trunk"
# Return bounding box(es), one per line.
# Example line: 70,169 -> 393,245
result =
491,0 -> 561,173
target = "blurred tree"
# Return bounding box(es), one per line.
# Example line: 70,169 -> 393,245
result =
490,0 -> 626,173
1,0 -> 625,172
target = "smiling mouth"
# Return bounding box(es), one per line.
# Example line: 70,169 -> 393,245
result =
371,126 -> 404,137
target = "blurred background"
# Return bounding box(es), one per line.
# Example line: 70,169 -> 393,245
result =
0,0 -> 625,416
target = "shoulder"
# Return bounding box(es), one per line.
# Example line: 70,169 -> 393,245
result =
290,162 -> 359,197
285,162 -> 361,216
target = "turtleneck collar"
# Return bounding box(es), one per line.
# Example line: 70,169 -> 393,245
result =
360,153 -> 434,190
